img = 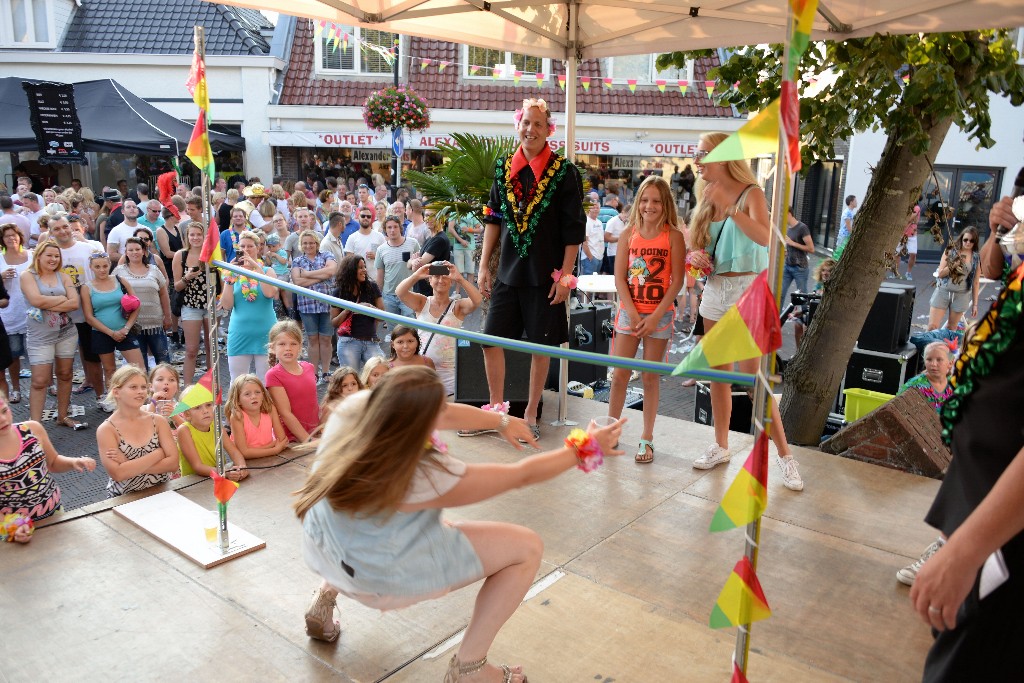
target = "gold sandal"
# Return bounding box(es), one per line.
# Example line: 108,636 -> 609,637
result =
304,587 -> 340,643
444,654 -> 524,682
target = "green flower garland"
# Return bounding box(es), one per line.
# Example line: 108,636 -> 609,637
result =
495,152 -> 569,259
940,261 -> 1023,444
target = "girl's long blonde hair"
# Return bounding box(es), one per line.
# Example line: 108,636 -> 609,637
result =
689,132 -> 761,250
625,175 -> 681,234
294,366 -> 446,519
106,365 -> 148,405
224,374 -> 274,421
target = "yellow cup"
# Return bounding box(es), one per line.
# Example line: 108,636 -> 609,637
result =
204,511 -> 218,543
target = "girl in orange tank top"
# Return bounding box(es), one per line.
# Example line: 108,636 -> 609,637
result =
605,176 -> 687,464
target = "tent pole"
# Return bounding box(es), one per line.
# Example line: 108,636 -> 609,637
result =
735,3 -> 796,674
194,24 -> 229,551
554,0 -> 579,426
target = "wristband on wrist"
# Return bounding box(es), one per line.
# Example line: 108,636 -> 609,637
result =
551,268 -> 578,289
565,428 -> 603,473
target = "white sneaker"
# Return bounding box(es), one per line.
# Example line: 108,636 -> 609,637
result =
693,443 -> 732,470
775,453 -> 804,491
896,538 -> 945,586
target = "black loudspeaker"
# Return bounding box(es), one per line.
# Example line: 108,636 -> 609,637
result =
857,283 -> 915,353
544,303 -> 613,389
454,340 -> 540,419
693,382 -> 754,434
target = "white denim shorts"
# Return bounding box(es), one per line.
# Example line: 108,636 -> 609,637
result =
699,273 -> 758,322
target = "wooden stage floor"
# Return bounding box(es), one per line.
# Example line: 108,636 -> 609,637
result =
3,394 -> 940,682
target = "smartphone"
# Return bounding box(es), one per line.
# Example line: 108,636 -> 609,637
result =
428,263 -> 448,275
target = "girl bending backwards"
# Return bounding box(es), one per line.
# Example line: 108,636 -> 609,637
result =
225,374 -> 289,461
319,366 -> 362,424
178,387 -> 247,482
265,320 -> 319,443
296,366 -> 623,682
97,366 -> 180,497
0,391 -> 96,543
388,324 -> 435,370
607,175 -> 686,464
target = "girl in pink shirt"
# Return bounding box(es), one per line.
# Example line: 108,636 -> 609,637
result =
226,374 -> 288,460
265,321 -> 319,442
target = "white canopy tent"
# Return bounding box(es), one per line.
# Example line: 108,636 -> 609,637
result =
214,1 -> 1024,60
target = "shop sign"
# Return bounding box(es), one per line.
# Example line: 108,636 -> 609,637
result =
352,149 -> 395,162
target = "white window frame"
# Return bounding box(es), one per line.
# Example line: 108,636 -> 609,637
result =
0,0 -> 57,49
602,55 -> 695,86
461,45 -> 551,81
314,27 -> 404,78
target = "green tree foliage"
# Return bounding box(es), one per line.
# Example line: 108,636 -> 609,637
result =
659,31 -> 1023,444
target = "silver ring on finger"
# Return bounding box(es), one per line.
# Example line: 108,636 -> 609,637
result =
928,606 -> 942,614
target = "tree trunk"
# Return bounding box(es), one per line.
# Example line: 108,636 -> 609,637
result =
780,47 -> 984,444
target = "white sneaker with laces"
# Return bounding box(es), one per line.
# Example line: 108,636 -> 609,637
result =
693,443 -> 732,470
896,538 -> 945,586
775,453 -> 804,491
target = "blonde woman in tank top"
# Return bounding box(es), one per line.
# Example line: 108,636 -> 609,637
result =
687,132 -> 804,492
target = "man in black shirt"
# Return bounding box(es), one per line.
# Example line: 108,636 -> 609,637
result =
472,99 -> 586,439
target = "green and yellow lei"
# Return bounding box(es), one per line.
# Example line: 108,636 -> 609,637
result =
495,152 -> 569,259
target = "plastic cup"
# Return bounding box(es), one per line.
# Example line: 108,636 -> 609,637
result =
156,400 -> 175,417
591,416 -> 617,429
204,511 -> 219,543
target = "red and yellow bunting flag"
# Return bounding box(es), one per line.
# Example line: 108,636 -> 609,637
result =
420,58 -> 431,71
732,662 -> 750,683
342,32 -> 349,50
439,60 -> 450,71
780,81 -> 802,172
185,51 -> 209,113
672,271 -> 781,375
210,469 -> 239,504
710,432 -> 769,532
469,64 -> 480,75
535,73 -> 545,87
492,66 -> 501,79
557,74 -> 566,90
697,98 -> 782,166
705,80 -> 715,96
603,77 -> 613,89
627,79 -> 637,93
710,556 -> 772,629
786,0 -> 819,80
199,208 -> 223,264
513,70 -> 522,85
678,79 -> 689,94
186,109 -> 215,181
581,77 -> 591,91
656,79 -> 666,93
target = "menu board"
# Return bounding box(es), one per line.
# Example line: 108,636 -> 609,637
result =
22,81 -> 87,165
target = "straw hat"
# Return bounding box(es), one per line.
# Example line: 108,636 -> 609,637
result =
243,183 -> 269,199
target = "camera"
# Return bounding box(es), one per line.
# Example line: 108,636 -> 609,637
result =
428,263 -> 449,276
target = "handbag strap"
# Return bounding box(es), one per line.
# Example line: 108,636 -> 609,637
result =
420,298 -> 455,356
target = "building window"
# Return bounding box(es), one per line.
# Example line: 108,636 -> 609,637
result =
316,27 -> 401,77
601,54 -> 694,85
1,0 -> 55,48
463,45 -> 549,79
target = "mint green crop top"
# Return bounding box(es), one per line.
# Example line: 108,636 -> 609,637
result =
709,217 -> 767,275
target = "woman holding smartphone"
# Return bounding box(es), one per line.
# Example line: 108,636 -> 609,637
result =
172,222 -> 211,385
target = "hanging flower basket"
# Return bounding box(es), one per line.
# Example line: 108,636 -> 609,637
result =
362,86 -> 431,132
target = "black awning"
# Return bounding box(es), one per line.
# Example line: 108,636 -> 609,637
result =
0,77 -> 246,155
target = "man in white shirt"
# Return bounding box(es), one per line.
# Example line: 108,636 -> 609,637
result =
105,200 -> 151,261
319,212 -> 346,263
18,192 -> 45,247
603,203 -> 629,274
582,202 -> 605,276
344,211 -> 385,263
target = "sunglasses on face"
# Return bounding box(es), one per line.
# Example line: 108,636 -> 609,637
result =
962,238 -> 975,244
360,214 -> 372,219
138,236 -> 152,243
693,149 -> 711,162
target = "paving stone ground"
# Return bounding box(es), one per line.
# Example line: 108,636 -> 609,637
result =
38,256 -> 997,511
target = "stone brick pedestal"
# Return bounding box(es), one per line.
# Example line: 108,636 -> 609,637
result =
820,389 -> 951,478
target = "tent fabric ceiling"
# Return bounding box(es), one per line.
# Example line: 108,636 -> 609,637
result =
208,1 -> 1024,59
0,77 -> 246,155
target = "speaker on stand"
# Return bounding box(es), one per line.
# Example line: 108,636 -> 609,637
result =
454,340 -> 540,419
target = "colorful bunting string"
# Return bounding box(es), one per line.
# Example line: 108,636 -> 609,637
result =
603,77 -> 613,89
678,79 -> 689,94
185,42 -> 215,181
627,79 -> 638,92
558,74 -> 566,90
709,432 -> 769,532
535,73 -> 545,87
710,557 -> 772,629
656,79 -> 666,92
